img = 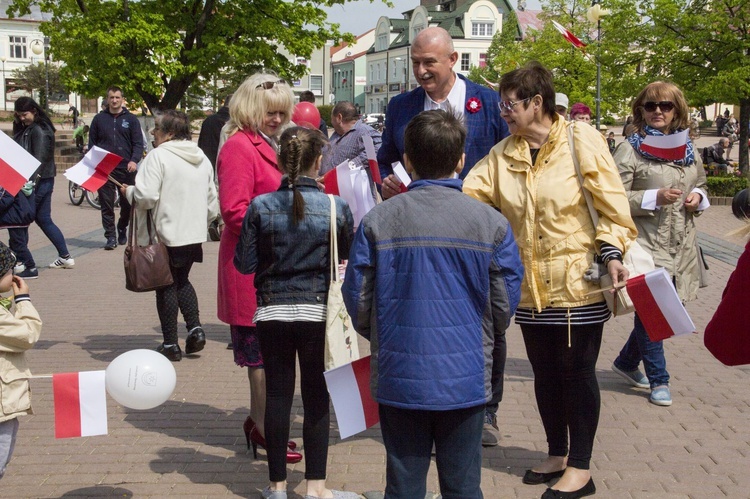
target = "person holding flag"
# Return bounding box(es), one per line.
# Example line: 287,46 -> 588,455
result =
0,241 -> 42,479
11,97 -> 74,278
611,82 -> 709,408
464,61 -> 636,498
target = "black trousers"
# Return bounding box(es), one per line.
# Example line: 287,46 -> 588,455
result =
521,322 -> 604,470
99,168 -> 136,239
257,320 -> 329,482
155,256 -> 200,345
380,404 -> 484,499
486,330 -> 506,414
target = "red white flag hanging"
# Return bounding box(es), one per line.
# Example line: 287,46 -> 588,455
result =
324,160 -> 377,228
626,267 -> 696,342
551,20 -> 587,50
324,356 -> 379,439
362,135 -> 382,185
0,130 -> 41,196
53,371 -> 108,439
63,146 -> 123,192
640,130 -> 689,162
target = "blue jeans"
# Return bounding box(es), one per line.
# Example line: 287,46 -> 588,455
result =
380,404 -> 484,499
614,313 -> 670,388
8,178 -> 70,267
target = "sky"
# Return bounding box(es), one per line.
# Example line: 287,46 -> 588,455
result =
324,0 -> 543,36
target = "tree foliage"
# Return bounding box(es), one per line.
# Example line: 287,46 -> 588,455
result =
6,0 -> 360,111
602,0 -> 750,170
11,62 -> 67,108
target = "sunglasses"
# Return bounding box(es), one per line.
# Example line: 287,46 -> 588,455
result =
643,101 -> 675,113
498,97 -> 532,113
256,80 -> 286,90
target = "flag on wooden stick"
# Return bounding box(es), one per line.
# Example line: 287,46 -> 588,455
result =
53,371 -> 108,439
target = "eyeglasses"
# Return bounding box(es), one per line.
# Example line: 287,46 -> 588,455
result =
256,80 -> 286,90
498,97 -> 532,113
643,101 -> 675,113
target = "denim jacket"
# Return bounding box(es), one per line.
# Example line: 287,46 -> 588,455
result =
234,176 -> 354,306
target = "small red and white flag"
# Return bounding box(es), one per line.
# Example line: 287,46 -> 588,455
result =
63,146 -> 122,192
324,356 -> 379,439
53,371 -> 108,439
626,267 -> 696,342
551,20 -> 587,50
0,130 -> 41,196
640,130 -> 689,162
324,160 -> 377,227
362,135 -> 382,185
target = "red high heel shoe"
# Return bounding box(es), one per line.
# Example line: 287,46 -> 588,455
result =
248,425 -> 302,464
243,416 -> 297,450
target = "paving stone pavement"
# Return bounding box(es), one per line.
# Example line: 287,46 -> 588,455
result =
1,177 -> 749,499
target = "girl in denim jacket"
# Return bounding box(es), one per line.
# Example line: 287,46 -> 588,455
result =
235,127 -> 355,499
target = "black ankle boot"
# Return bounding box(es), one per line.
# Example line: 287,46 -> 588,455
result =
156,343 -> 182,362
185,327 -> 206,354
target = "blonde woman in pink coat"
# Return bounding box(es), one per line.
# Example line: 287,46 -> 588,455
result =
216,73 -> 301,463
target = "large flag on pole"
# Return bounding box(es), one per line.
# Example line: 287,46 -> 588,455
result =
551,20 -> 587,50
626,267 -> 696,341
0,131 -> 41,196
324,356 -> 379,439
64,146 -> 123,192
640,130 -> 689,162
53,371 -> 108,439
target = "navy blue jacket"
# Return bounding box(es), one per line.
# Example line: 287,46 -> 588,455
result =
234,177 -> 354,306
343,179 -> 523,410
88,108 -> 144,170
377,74 -> 509,180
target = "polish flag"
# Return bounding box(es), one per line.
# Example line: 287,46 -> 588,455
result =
63,146 -> 122,192
324,160 -> 377,227
626,267 -> 696,342
551,20 -> 587,50
640,130 -> 689,162
53,371 -> 108,439
324,356 -> 379,439
362,135 -> 382,184
0,130 -> 41,196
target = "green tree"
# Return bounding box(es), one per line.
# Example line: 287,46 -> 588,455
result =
11,62 -> 67,109
7,0 -> 359,111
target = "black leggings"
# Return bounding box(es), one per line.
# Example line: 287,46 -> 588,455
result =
257,320 -> 329,482
521,322 -> 603,470
155,260 -> 200,345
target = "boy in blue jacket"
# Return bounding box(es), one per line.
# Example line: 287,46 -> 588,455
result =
343,110 -> 523,498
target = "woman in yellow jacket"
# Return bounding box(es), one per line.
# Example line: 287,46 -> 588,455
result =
464,62 -> 637,499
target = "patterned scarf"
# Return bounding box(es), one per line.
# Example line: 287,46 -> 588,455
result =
627,125 -> 695,165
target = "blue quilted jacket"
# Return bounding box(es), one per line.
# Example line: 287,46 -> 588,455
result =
343,179 -> 523,410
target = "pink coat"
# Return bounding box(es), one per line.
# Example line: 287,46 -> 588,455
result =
216,129 -> 282,326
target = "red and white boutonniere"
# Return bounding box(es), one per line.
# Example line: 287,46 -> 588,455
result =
466,98 -> 482,114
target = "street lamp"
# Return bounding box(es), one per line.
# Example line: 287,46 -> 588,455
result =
587,1 -> 609,131
0,57 -> 6,111
43,37 -> 50,112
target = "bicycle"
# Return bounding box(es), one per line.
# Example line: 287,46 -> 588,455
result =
68,181 -> 118,210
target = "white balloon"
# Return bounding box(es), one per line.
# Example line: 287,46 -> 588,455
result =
105,349 -> 176,410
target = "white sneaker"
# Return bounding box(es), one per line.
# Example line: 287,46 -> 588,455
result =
13,262 -> 25,274
49,257 -> 75,269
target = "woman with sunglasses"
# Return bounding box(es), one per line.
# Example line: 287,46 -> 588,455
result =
464,61 -> 637,498
611,82 -> 708,407
215,74 -> 302,464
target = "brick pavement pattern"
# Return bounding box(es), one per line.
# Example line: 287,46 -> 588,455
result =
1,167 -> 749,497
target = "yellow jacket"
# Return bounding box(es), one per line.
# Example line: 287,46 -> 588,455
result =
464,118 -> 637,311
0,300 -> 42,423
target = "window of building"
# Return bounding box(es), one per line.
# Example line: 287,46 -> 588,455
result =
479,53 -> 487,68
377,33 -> 388,51
461,53 -> 470,71
309,75 -> 323,96
9,36 -> 27,59
471,22 -> 494,37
